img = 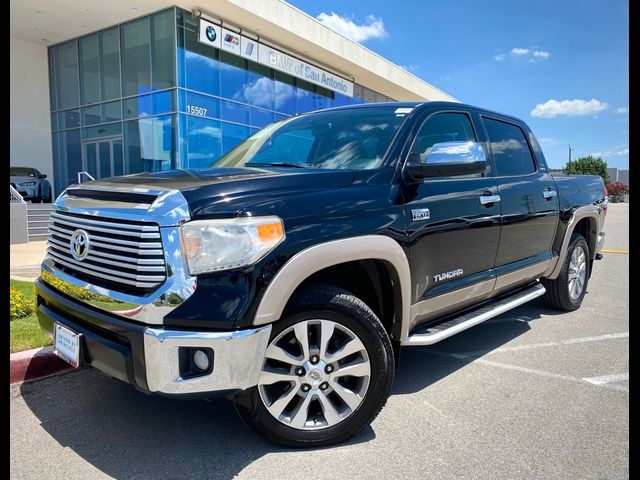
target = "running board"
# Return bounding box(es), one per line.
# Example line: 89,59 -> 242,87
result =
401,283 -> 546,346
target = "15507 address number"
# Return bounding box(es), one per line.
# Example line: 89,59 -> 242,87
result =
186,105 -> 208,117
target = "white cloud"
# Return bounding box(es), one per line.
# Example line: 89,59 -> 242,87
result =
399,64 -> 419,72
511,48 -> 530,56
538,137 -> 554,145
316,12 -> 387,42
592,148 -> 629,157
191,126 -> 221,136
533,50 -> 550,58
531,99 -> 609,118
494,53 -> 505,61
615,106 -> 629,114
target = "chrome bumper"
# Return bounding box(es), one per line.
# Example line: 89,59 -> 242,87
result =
596,231 -> 606,255
143,324 -> 272,395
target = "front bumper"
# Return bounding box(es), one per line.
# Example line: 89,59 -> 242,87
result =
36,279 -> 271,397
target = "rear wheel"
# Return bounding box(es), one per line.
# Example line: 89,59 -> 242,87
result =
234,284 -> 395,447
541,233 -> 590,311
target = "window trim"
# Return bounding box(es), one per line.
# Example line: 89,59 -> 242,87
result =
480,114 -> 539,178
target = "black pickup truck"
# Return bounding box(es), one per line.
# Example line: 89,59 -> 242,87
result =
36,101 -> 607,447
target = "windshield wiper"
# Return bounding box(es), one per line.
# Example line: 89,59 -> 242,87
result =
247,162 -> 308,169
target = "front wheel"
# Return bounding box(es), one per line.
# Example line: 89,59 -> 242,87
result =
541,233 -> 590,311
234,284 -> 395,447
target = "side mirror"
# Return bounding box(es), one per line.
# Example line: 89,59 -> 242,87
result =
405,141 -> 487,180
38,173 -> 47,179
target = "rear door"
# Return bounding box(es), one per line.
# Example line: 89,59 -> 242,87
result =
403,110 -> 501,327
480,116 -> 559,296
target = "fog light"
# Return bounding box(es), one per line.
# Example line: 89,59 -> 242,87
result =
193,349 -> 210,371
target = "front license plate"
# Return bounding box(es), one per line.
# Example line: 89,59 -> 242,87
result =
53,323 -> 81,368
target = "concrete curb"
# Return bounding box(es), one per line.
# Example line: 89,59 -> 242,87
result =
10,346 -> 74,385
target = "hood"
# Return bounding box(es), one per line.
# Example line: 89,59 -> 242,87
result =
76,167 -> 359,218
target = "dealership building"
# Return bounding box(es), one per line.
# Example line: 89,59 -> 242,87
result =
11,0 -> 455,198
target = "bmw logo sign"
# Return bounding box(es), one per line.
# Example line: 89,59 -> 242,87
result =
205,26 -> 217,42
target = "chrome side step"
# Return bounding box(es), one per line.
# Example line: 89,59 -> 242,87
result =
401,283 -> 546,346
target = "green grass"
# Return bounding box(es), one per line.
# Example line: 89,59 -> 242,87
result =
10,279 -> 52,353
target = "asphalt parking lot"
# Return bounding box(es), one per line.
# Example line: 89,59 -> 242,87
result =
10,204 -> 628,480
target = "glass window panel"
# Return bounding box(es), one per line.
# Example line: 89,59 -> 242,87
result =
124,114 -> 175,173
82,122 -> 122,140
81,105 -> 101,126
103,100 -> 122,123
221,100 -> 250,125
48,48 -> 58,110
53,129 -> 81,194
186,116 -> 223,168
219,51 -> 248,101
123,90 -> 174,119
100,28 -> 121,100
179,90 -> 220,119
84,143 -> 97,179
274,71 -> 297,115
60,109 -> 81,129
51,113 -> 59,131
484,118 -> 536,176
220,122 -> 250,153
79,34 -> 100,105
296,79 -> 316,113
244,62 -> 275,110
113,139 -> 124,176
183,24 -> 220,96
250,107 -> 275,128
99,141 -> 111,178
53,41 -> 80,109
151,10 -> 176,90
121,17 -> 152,96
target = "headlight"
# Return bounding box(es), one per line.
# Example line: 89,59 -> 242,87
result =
19,182 -> 36,186
180,216 -> 285,275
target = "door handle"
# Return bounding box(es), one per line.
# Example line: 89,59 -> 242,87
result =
543,189 -> 557,199
479,194 -> 501,205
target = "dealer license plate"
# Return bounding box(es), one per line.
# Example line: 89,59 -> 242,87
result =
53,323 -> 81,368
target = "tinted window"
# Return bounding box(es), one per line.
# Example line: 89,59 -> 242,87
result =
414,112 -> 476,162
10,168 -> 36,177
483,118 -> 536,176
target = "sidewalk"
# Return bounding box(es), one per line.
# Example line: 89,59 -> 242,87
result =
10,241 -> 47,281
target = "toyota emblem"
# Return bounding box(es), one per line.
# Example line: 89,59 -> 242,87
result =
70,229 -> 90,261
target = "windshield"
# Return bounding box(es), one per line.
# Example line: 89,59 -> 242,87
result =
213,107 -> 412,170
10,167 -> 36,177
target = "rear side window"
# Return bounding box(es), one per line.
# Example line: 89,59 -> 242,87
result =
483,118 -> 536,176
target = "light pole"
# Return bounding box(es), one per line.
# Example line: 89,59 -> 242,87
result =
568,145 -> 574,169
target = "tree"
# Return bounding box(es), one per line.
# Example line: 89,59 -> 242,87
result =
563,155 -> 609,184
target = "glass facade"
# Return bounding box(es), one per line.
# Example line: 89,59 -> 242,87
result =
48,7 -> 394,195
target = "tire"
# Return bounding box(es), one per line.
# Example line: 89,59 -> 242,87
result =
234,284 -> 395,447
541,233 -> 590,311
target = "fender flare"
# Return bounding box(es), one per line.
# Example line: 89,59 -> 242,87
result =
252,235 -> 412,340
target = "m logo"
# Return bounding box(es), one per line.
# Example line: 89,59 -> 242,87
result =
70,229 -> 90,261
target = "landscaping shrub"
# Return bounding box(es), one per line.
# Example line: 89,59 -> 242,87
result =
10,287 -> 35,320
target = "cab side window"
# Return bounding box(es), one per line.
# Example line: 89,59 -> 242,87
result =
483,117 -> 536,176
414,112 -> 477,162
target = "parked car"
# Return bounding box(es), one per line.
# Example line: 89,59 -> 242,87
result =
35,102 -> 607,447
10,167 -> 52,203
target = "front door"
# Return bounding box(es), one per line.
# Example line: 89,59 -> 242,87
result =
403,111 -> 501,329
480,116 -> 559,296
82,137 -> 124,180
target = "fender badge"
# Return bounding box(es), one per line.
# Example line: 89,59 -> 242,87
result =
412,208 -> 430,221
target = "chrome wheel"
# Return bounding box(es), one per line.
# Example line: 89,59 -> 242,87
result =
568,245 -> 587,301
257,319 -> 371,431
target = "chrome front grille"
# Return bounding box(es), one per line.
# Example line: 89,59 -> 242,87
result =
46,211 -> 167,290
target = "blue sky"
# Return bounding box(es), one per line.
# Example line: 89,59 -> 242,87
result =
288,0 -> 629,169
